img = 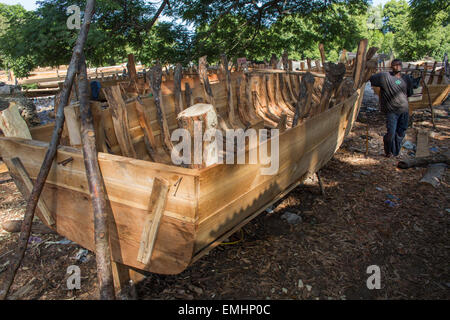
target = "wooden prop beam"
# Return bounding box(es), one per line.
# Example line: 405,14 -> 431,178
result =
0,0 -> 96,301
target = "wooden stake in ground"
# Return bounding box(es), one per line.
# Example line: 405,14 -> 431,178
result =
0,0 -> 96,301
77,54 -> 115,300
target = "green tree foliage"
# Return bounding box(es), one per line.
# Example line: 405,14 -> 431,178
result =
0,0 -> 448,78
409,0 -> 449,31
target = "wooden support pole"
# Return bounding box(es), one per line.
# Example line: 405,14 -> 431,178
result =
78,54 -> 115,300
316,171 -> 325,196
0,0 -> 96,301
420,72 -> 436,130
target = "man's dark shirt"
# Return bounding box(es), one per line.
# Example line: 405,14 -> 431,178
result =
369,72 -> 413,114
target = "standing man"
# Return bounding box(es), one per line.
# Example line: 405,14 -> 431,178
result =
370,59 -> 413,157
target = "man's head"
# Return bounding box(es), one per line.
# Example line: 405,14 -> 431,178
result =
391,59 -> 402,74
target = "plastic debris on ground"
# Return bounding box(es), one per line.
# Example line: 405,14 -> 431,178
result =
281,211 -> 302,225
429,146 -> 439,153
28,236 -> 42,244
403,141 -> 416,151
385,200 -> 397,208
73,248 -> 90,263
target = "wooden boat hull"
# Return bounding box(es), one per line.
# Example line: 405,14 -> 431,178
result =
409,84 -> 450,112
0,87 -> 364,275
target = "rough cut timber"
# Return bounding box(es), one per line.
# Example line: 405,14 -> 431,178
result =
177,103 -> 219,168
419,163 -> 446,189
416,129 -> 430,158
0,102 -> 32,140
103,85 -> 137,158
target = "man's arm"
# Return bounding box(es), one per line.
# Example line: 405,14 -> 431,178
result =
369,72 -> 383,87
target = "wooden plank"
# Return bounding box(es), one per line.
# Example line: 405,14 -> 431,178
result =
90,101 -> 109,153
416,129 -> 430,158
0,162 -> 7,174
137,177 -> 170,265
63,104 -> 82,146
0,102 -> 32,140
353,39 -> 368,89
9,157 -> 55,226
103,85 -> 137,158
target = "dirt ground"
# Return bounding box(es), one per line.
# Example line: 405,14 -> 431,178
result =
0,87 -> 449,300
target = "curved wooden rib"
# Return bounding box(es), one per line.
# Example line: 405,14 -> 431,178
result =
242,73 -> 263,125
251,75 -> 278,127
235,77 -> 251,127
220,54 -> 245,129
149,63 -> 173,154
198,56 -> 231,131
293,72 -> 315,127
277,73 -> 296,113
264,74 -> 283,119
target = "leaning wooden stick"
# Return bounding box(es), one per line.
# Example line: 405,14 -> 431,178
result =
78,54 -> 115,300
0,0 -> 96,300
